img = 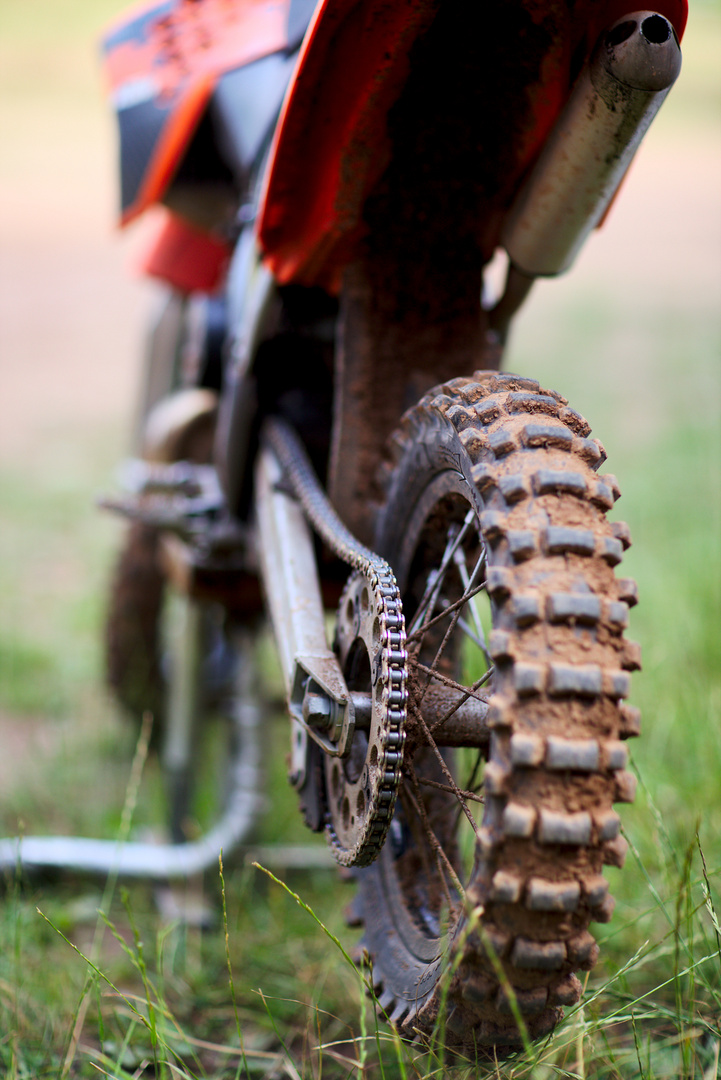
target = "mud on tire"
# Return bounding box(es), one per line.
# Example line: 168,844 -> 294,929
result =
355,371 -> 640,1055
105,522 -> 165,733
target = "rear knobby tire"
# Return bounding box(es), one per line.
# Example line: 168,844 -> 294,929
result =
356,371 -> 640,1055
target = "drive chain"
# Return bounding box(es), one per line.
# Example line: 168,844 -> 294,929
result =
264,418 -> 408,866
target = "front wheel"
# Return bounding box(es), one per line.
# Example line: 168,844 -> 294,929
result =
355,372 -> 641,1054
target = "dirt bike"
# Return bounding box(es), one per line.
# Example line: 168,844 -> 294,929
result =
2,0 -> 687,1056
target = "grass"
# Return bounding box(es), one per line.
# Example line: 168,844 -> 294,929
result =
1,0 -> 720,1076
0,426 -> 719,1073
1,334 -> 718,1078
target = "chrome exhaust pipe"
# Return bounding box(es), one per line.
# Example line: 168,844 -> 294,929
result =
501,11 -> 682,278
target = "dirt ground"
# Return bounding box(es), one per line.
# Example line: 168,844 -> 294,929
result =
0,123 -> 148,466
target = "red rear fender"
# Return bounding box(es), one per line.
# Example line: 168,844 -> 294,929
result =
257,0 -> 688,291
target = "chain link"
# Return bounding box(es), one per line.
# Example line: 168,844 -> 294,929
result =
264,419 -> 408,865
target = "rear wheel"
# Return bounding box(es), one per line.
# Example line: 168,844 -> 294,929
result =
356,372 -> 640,1054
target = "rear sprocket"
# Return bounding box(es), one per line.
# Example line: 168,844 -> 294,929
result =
325,569 -> 407,867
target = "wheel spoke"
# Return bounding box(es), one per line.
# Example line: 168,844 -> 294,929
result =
407,510 -> 476,637
416,550 -> 491,689
405,580 -> 487,646
453,546 -> 487,638
452,546 -> 492,667
419,600 -> 470,696
463,748 -> 485,796
408,698 -> 482,843
404,762 -> 465,903
414,774 -> 484,805
456,614 -> 489,652
415,661 -> 493,704
398,782 -> 447,901
428,672 -> 493,739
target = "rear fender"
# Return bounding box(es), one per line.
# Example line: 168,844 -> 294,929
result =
257,0 -> 687,291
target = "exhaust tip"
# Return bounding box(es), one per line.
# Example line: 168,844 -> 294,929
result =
640,13 -> 671,44
603,11 -> 681,92
607,19 -> 636,47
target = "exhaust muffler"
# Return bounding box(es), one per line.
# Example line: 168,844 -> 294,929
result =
501,11 -> 682,278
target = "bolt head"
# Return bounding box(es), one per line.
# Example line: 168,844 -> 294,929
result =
303,691 -> 331,727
